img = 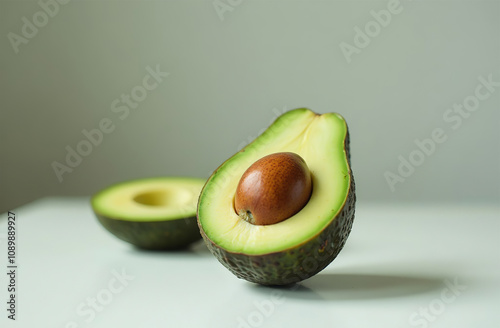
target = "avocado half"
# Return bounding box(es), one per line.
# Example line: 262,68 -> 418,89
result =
197,108 -> 355,285
92,177 -> 205,250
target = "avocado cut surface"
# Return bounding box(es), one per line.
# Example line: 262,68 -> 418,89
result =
92,177 -> 205,250
197,108 -> 355,285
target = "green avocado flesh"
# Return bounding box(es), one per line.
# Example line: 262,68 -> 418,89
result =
92,177 -> 205,250
197,108 -> 356,285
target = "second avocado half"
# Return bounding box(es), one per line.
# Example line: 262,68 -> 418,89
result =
197,108 -> 356,285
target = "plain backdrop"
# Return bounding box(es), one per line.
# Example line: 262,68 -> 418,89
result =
1,0 -> 499,213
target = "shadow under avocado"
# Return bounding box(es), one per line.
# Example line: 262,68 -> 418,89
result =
250,282 -> 324,300
126,239 -> 211,257
297,272 -> 445,300
250,272 -> 445,301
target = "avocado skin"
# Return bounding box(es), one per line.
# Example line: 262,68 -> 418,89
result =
95,214 -> 202,250
199,131 -> 355,285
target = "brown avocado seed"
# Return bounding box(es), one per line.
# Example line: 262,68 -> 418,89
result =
234,152 -> 312,226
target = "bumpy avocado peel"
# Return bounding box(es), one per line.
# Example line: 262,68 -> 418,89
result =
96,214 -> 201,250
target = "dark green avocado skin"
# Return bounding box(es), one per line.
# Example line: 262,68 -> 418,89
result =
95,214 -> 202,250
198,132 -> 356,285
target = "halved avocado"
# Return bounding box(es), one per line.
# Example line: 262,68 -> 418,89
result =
92,177 -> 205,250
197,108 -> 355,285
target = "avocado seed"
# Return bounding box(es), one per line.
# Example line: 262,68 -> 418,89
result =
234,152 -> 312,225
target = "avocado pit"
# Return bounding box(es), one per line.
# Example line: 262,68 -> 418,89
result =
234,152 -> 312,226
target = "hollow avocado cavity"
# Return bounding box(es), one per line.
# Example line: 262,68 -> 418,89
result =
92,178 -> 204,222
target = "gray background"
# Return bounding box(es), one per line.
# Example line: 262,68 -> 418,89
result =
1,0 -> 499,213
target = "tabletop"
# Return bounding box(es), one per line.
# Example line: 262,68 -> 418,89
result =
0,198 -> 499,328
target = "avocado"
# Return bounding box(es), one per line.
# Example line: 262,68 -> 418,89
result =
92,177 -> 205,250
197,108 -> 355,285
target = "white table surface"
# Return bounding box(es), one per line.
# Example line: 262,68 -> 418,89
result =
1,198 -> 499,328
